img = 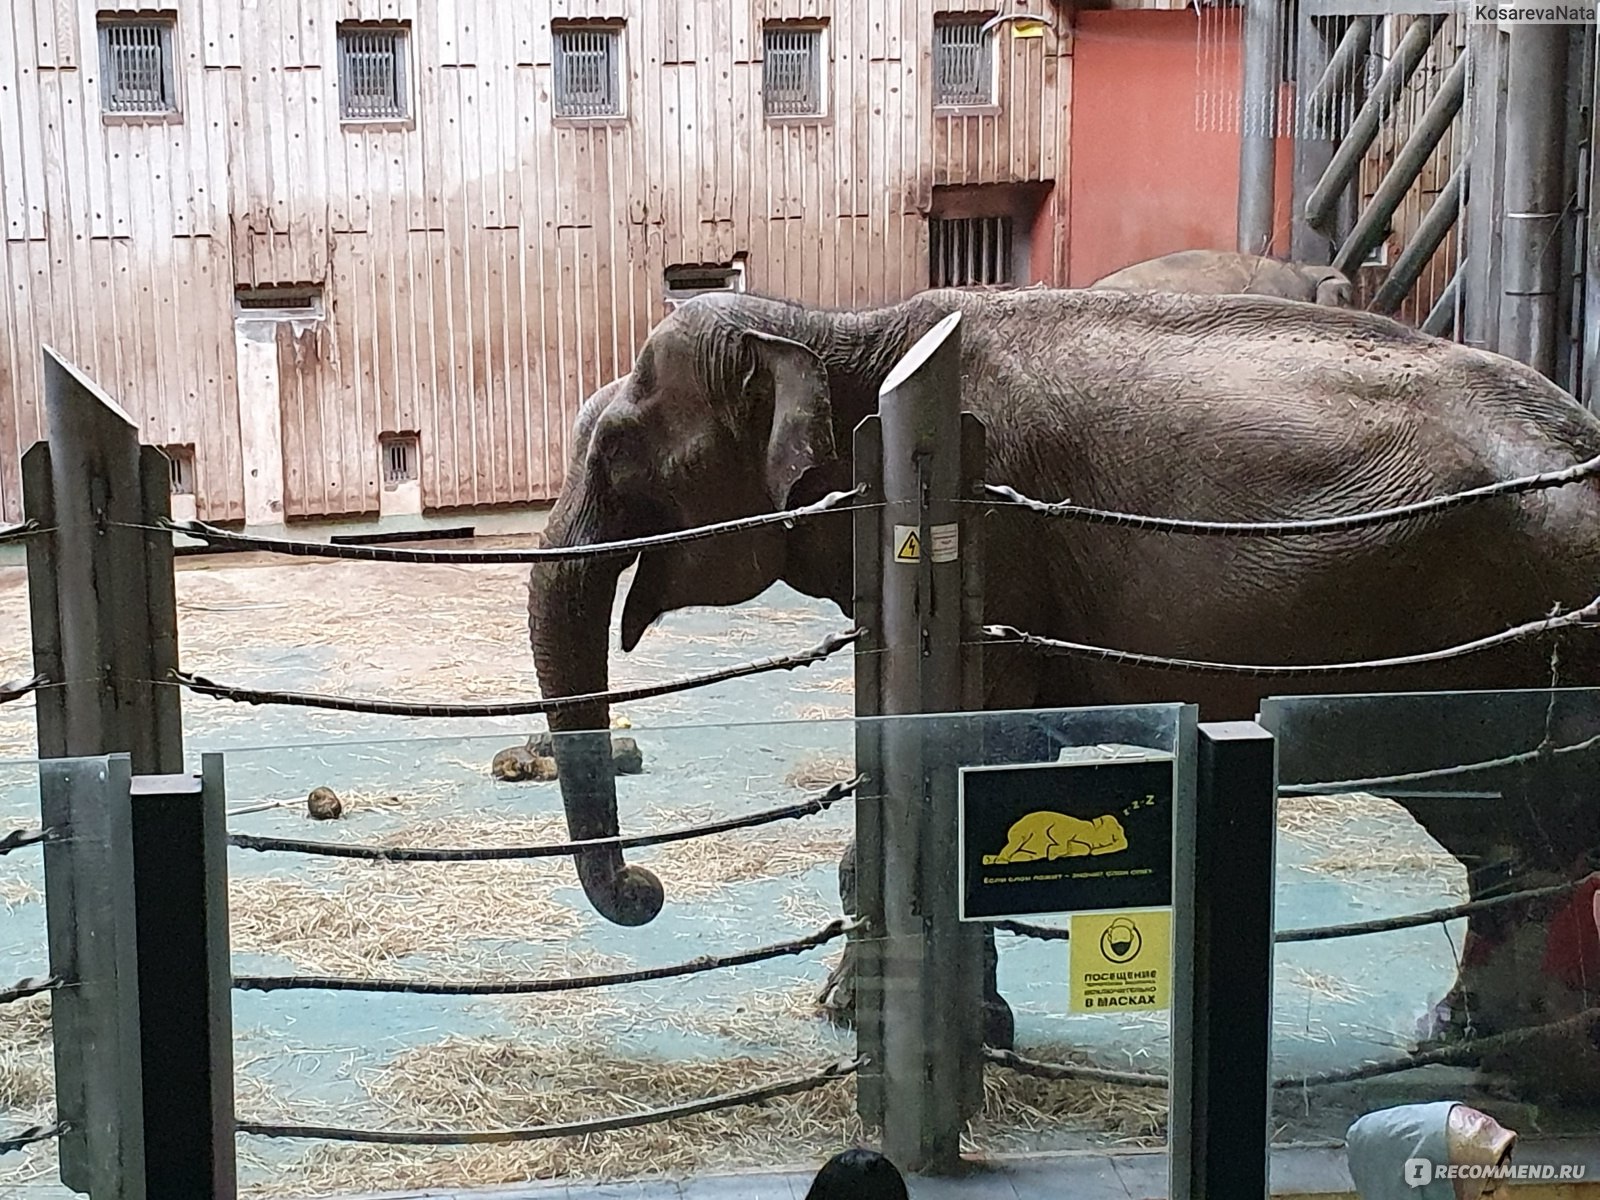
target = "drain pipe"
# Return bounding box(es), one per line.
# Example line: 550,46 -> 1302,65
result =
1238,0 -> 1283,255
1499,23 -> 1569,378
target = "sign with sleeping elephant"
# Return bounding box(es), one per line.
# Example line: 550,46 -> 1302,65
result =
957,752 -> 1176,920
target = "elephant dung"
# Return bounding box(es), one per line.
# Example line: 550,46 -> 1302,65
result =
307,786 -> 343,820
491,742 -> 558,782
612,736 -> 644,775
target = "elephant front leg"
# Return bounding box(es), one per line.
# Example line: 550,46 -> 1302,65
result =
816,835 -> 1014,1051
1407,766 -> 1600,1104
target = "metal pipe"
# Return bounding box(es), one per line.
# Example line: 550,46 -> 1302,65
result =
1237,0 -> 1284,254
1303,15 -> 1447,233
1369,156 -> 1469,316
1333,51 -> 1467,276
875,311 -> 981,1173
1422,267 -> 1460,338
1305,16 -> 1375,135
1499,24 -> 1570,378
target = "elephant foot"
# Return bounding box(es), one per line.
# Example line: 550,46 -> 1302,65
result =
817,941 -> 858,1029
983,993 -> 1016,1051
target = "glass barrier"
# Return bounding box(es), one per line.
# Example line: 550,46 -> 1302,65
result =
1262,686 -> 1600,1154
2,703 -> 1190,1196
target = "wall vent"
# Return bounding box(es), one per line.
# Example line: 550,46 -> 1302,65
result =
162,444 -> 196,495
381,433 -> 420,489
664,260 -> 747,302
99,14 -> 179,115
234,284 -> 325,321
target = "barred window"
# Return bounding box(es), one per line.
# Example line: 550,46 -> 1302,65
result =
933,16 -> 994,108
162,445 -> 195,496
98,16 -> 178,115
337,24 -> 409,121
929,216 -> 1014,288
381,434 -> 420,488
553,25 -> 622,118
763,25 -> 824,118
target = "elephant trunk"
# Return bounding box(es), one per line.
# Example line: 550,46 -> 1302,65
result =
528,545 -> 665,927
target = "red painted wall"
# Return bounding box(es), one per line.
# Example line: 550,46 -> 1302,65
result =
1066,8 -> 1296,287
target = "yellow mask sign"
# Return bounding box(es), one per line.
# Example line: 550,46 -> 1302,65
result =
1069,909 -> 1172,1013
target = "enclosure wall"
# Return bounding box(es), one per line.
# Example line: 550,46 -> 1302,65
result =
0,0 -> 1080,525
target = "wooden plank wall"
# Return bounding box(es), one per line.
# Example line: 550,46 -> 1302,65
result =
0,0 -> 1072,524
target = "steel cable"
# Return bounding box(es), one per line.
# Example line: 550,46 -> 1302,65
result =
984,596 -> 1600,677
988,1005 -> 1600,1091
980,450 -> 1600,536
1280,730 -> 1600,795
0,976 -> 58,1006
237,1057 -> 860,1144
0,521 -> 44,548
171,628 -> 861,718
0,675 -> 46,706
160,487 -> 868,565
235,919 -> 859,995
998,873 -> 1594,947
0,828 -> 56,856
0,1123 -> 65,1155
229,777 -> 862,862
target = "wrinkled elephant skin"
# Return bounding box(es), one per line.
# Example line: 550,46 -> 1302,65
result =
527,286 -> 1600,1088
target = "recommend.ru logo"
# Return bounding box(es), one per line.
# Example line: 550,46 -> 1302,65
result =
1404,1157 -> 1588,1186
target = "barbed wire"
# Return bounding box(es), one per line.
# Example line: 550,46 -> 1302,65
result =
0,674 -> 46,706
235,918 -> 859,995
169,628 -> 861,718
229,777 -> 863,862
983,597 -> 1600,678
0,1122 -> 65,1155
0,976 -> 59,1006
988,1005 -> 1600,1092
0,520 -> 45,548
0,827 -> 57,856
1280,730 -> 1600,795
157,487 -> 868,565
237,1056 -> 860,1144
980,450 -> 1600,536
998,874 -> 1592,948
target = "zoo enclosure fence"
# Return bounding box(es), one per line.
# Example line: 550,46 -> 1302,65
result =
5,323 -> 1600,1196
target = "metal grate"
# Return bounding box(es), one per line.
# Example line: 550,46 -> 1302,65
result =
929,216 -> 1014,288
933,18 -> 992,107
763,27 -> 823,118
553,26 -> 621,117
337,25 -> 408,121
162,446 -> 195,496
381,435 -> 420,488
99,18 -> 177,114
664,262 -> 747,300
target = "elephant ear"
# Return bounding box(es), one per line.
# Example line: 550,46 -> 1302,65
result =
739,331 -> 837,510
1313,267 -> 1353,307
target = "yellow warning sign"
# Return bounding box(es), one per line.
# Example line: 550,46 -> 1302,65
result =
893,525 -> 921,562
1011,18 -> 1047,38
1069,909 -> 1172,1013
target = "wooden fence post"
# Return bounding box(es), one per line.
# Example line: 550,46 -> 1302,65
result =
25,346 -> 183,774
873,310 -> 983,1173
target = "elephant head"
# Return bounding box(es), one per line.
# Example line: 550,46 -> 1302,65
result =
1307,265 -> 1354,308
527,294 -> 910,925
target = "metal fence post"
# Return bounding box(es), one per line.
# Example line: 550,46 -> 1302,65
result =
1237,0 -> 1283,255
130,752 -> 238,1198
875,310 -> 982,1173
1170,721 -> 1278,1200
27,346 -> 183,774
39,754 -> 147,1200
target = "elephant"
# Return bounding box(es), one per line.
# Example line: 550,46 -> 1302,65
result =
1089,248 -> 1353,307
526,285 -> 1600,1096
982,811 -> 1129,863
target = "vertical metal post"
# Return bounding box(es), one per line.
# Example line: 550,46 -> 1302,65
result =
1170,721 -> 1278,1200
1238,0 -> 1283,254
1463,22 -> 1511,352
852,413 -> 886,1128
876,310 -> 981,1173
39,754 -> 147,1200
130,753 -> 238,1198
1499,24 -> 1570,379
29,346 -> 183,775
1292,14 -> 1337,264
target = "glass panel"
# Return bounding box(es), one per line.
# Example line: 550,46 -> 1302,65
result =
1261,687 -> 1600,1157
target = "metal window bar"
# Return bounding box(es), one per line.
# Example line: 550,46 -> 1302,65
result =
928,217 -> 1013,288
99,21 -> 176,114
338,28 -> 406,121
382,437 -> 418,487
554,29 -> 620,117
164,449 -> 195,496
934,19 -> 991,107
763,28 -> 822,117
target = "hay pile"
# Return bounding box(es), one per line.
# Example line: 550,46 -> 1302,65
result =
1277,792 -> 1463,885
0,994 -> 56,1191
